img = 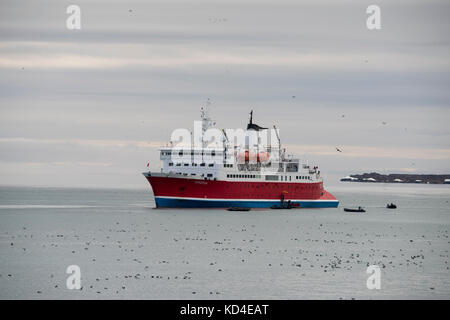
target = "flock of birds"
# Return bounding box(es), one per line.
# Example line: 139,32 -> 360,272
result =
1,212 -> 448,298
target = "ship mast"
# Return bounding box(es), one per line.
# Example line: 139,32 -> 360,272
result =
200,98 -> 215,148
273,125 -> 282,162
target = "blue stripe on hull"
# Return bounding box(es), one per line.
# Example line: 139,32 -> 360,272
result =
155,198 -> 339,208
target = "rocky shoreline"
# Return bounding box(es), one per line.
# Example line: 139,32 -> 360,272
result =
341,172 -> 450,184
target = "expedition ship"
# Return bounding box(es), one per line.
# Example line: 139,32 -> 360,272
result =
143,104 -> 338,208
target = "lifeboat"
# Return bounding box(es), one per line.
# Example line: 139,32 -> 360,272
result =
237,150 -> 270,163
257,151 -> 270,162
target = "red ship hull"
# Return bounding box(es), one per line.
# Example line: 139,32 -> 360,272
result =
144,174 -> 339,208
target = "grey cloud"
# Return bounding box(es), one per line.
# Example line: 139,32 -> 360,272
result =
0,0 -> 449,187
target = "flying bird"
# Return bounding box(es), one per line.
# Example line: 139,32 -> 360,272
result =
336,147 -> 342,153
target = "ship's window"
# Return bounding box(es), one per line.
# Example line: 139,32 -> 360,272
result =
286,163 -> 298,172
184,163 -> 189,166
178,151 -> 183,156
211,151 -> 215,156
289,176 -> 292,181
200,163 -> 205,167
208,163 -> 214,167
191,173 -> 196,176
176,163 -> 181,166
265,175 -> 278,181
207,173 -> 213,177
169,163 -> 173,166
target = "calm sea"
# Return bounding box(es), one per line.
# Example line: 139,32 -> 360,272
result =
0,183 -> 449,299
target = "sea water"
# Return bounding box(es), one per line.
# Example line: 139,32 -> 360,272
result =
0,183 -> 449,299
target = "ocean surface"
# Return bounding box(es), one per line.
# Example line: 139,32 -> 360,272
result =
0,183 -> 449,299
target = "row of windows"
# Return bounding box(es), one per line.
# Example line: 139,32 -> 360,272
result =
175,172 -> 214,178
162,150 -> 222,156
227,174 -> 260,179
169,163 -> 214,167
225,174 -> 311,181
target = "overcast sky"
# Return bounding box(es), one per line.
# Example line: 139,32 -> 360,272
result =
0,0 -> 449,188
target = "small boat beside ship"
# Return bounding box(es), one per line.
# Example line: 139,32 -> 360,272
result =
344,207 -> 366,213
227,207 -> 251,212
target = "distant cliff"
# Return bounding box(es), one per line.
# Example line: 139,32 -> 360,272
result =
341,172 -> 450,184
